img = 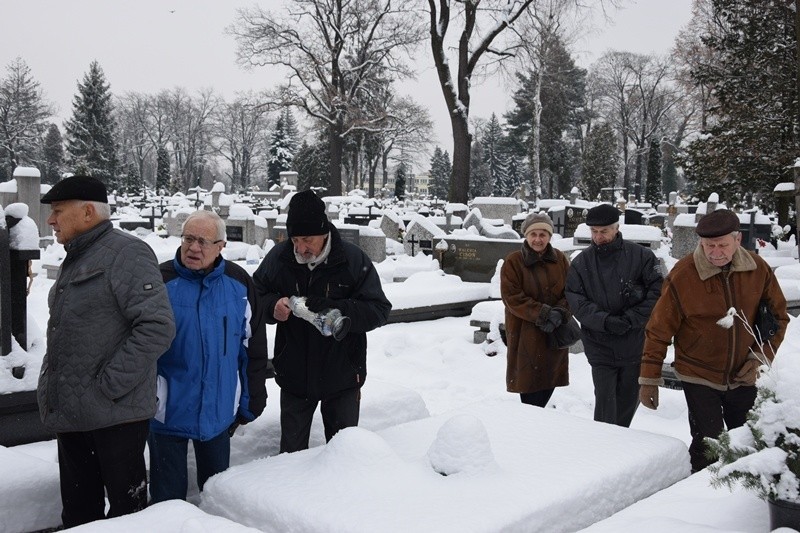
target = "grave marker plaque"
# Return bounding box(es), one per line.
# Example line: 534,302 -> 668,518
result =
563,206 -> 589,238
226,225 -> 244,242
337,227 -> 361,247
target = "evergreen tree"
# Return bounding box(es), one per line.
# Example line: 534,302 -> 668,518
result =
483,113 -> 510,196
662,150 -> 679,200
505,156 -> 523,196
64,61 -> 119,187
683,0 -> 797,209
469,139 -> 491,198
428,146 -> 450,199
41,123 -> 63,184
0,57 -> 52,178
121,160 -> 142,196
294,140 -> 330,191
645,138 -> 663,206
156,146 -> 170,194
505,34 -> 586,198
394,161 -> 407,200
267,109 -> 296,187
581,122 -> 618,200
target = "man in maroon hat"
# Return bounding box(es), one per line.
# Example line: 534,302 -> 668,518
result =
639,208 -> 789,472
38,175 -> 175,527
253,190 -> 391,452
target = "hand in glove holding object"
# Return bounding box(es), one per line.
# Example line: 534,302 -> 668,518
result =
639,384 -> 659,410
605,315 -> 631,336
538,306 -> 563,333
305,296 -> 343,313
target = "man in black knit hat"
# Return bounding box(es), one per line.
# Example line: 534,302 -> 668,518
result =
253,190 -> 391,452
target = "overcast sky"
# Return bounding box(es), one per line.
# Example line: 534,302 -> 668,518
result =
0,0 -> 693,164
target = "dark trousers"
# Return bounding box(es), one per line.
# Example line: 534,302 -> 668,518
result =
56,420 -> 149,529
591,363 -> 640,427
683,382 -> 757,473
280,387 -> 360,453
520,389 -> 555,408
148,429 -> 231,503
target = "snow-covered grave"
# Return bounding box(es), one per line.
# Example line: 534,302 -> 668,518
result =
200,401 -> 689,533
0,445 -> 61,532
68,500 -> 261,532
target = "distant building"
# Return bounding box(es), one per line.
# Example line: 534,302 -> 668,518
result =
411,171 -> 431,197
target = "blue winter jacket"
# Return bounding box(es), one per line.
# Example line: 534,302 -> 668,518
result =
151,252 -> 268,441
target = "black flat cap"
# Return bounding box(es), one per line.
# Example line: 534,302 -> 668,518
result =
696,209 -> 740,238
41,175 -> 108,204
586,204 -> 620,226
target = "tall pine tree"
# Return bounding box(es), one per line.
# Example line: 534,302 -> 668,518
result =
64,61 -> 119,187
505,33 -> 586,198
483,114 -> 510,196
645,138 -> 662,206
267,108 -> 297,188
156,146 -> 170,194
429,147 -> 451,199
581,123 -> 618,200
41,123 -> 63,185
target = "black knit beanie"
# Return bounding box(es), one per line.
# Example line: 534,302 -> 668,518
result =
286,190 -> 330,238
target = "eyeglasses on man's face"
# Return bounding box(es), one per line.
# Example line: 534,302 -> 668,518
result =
180,234 -> 223,248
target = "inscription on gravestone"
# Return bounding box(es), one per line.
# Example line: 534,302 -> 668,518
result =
337,227 -> 361,247
563,207 -> 588,238
226,225 -> 244,242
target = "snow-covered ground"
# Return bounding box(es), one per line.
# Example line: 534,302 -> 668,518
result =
2,227 -> 798,532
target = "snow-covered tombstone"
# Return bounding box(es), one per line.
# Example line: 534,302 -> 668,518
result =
1,203 -> 41,358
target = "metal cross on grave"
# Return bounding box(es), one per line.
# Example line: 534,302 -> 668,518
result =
407,234 -> 419,256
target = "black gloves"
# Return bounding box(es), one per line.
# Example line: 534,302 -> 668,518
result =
227,414 -> 249,437
538,306 -> 564,333
605,315 -> 631,336
306,297 -> 342,313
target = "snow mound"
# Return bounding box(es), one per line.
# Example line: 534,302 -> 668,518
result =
427,415 -> 497,476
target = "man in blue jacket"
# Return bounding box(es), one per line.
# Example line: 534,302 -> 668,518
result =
254,190 -> 391,453
149,210 -> 268,502
566,203 -> 663,427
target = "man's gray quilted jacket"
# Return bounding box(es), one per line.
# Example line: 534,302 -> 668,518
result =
38,220 -> 175,432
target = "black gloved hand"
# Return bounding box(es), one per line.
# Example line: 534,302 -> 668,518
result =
605,315 -> 631,336
227,414 -> 249,438
548,307 -> 564,329
538,307 -> 562,333
305,296 -> 341,313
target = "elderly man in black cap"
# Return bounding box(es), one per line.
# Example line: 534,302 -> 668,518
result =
639,208 -> 788,472
38,176 -> 175,527
253,190 -> 391,453
565,203 -> 663,427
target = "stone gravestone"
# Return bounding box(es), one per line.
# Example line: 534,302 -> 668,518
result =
2,206 -> 40,357
624,208 -> 645,226
0,219 -> 10,356
336,224 -> 386,263
470,197 -> 523,225
551,205 -> 589,239
435,235 -> 520,283
379,210 -> 404,242
404,214 -> 446,256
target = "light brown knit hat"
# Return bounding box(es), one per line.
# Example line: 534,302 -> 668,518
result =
521,212 -> 554,236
